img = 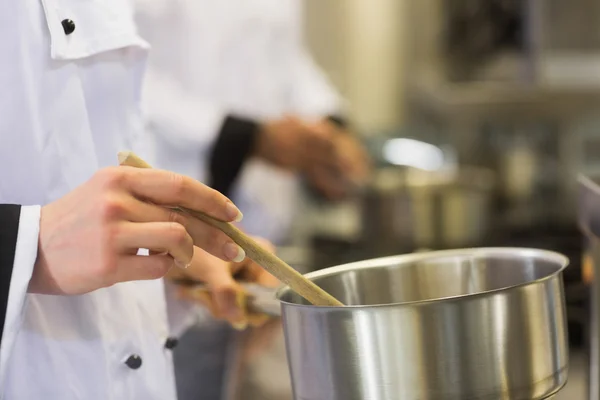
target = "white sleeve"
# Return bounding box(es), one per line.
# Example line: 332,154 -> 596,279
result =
134,0 -> 227,156
141,67 -> 228,153
0,205 -> 40,388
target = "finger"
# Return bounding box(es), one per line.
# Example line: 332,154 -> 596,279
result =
120,196 -> 183,223
118,167 -> 243,222
214,288 -> 249,330
165,263 -> 187,280
255,268 -> 280,287
179,286 -> 249,330
190,248 -> 248,325
229,237 -> 277,284
185,220 -> 246,263
230,258 -> 249,276
115,222 -> 194,268
332,138 -> 355,174
247,313 -> 270,328
119,199 -> 246,263
305,131 -> 336,165
233,259 -> 263,282
231,256 -> 280,288
207,278 -> 245,323
308,167 -> 349,201
229,236 -> 273,275
114,254 -> 174,283
336,137 -> 371,180
296,123 -> 336,162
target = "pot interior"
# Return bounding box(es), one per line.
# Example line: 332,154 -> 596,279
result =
279,249 -> 568,306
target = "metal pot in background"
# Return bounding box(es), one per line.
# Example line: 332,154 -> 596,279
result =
578,175 -> 600,400
279,248 -> 570,400
361,166 -> 495,254
483,121 -> 567,228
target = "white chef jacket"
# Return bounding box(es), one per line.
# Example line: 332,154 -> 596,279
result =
134,0 -> 345,244
0,0 -> 190,398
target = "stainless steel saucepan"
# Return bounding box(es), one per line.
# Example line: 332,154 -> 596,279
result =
361,167 -> 495,253
183,248 -> 569,400
277,248 -> 569,400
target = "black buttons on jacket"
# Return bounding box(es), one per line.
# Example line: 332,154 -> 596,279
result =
61,19 -> 75,35
164,337 -> 179,350
125,354 -> 142,370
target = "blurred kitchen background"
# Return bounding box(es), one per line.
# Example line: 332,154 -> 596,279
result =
298,0 -> 597,337
229,0 -> 600,398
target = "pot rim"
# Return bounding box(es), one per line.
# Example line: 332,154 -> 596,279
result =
276,247 -> 569,309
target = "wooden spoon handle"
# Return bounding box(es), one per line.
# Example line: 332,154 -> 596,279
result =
117,151 -> 344,307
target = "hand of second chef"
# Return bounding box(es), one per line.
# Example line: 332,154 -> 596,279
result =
255,115 -> 339,172
255,115 -> 370,201
172,237 -> 280,330
304,119 -> 371,201
30,166 -> 245,295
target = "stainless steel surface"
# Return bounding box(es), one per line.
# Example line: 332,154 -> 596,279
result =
174,281 -> 281,317
362,167 -> 494,252
577,175 -> 600,400
278,248 -> 569,400
486,122 -> 565,227
227,341 -> 585,400
405,0 -> 600,230
241,283 -> 281,317
407,80 -> 600,228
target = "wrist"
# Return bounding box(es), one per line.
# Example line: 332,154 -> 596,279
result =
209,115 -> 260,197
326,115 -> 348,130
29,206 -> 60,295
254,122 -> 273,161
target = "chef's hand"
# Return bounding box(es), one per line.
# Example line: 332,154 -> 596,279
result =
255,115 -> 338,172
30,166 -> 245,295
173,238 -> 280,330
305,119 -> 370,201
256,116 -> 370,200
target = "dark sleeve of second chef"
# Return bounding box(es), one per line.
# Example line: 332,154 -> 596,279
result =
209,115 -> 347,197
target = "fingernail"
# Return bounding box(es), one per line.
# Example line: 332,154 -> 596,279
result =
226,202 -> 243,222
174,259 -> 191,269
224,242 -> 245,263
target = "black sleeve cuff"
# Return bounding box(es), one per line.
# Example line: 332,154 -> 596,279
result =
326,115 -> 348,129
0,204 -> 21,345
208,116 -> 260,197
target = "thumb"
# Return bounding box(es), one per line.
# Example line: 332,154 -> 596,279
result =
204,263 -> 248,329
212,283 -> 248,330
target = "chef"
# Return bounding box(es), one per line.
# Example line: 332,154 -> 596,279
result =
0,1 -> 271,398
134,0 -> 370,245
133,1 -> 369,399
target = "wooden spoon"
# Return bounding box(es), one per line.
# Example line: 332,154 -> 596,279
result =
118,151 -> 344,307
